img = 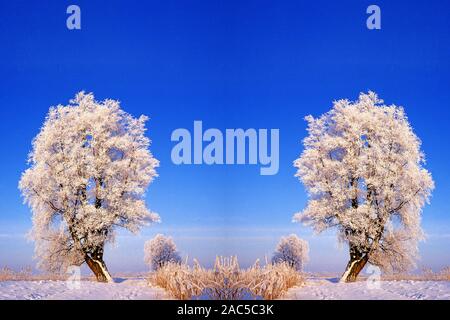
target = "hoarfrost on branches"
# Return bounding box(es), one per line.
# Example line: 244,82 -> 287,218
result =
19,92 -> 160,282
144,234 -> 181,270
293,92 -> 434,282
272,234 -> 309,271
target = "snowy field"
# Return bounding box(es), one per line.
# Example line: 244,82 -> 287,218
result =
283,278 -> 450,300
2,277 -> 450,300
0,278 -> 169,300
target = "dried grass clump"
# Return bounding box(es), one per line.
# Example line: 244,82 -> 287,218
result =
244,260 -> 304,300
203,256 -> 250,300
439,266 -> 450,281
0,266 -> 68,281
149,256 -> 304,300
380,265 -> 450,281
149,261 -> 204,300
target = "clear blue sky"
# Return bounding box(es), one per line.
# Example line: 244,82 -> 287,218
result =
0,0 -> 449,274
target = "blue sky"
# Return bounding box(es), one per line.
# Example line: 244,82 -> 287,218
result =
0,0 -> 449,273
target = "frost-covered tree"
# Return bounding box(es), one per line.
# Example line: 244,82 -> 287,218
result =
144,234 -> 181,270
293,92 -> 434,282
19,92 -> 160,282
271,234 -> 309,271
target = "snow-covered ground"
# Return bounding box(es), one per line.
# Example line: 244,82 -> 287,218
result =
283,278 -> 450,300
2,277 -> 450,300
0,278 -> 169,300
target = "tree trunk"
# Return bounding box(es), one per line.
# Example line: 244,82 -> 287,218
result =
340,245 -> 369,283
85,247 -> 113,283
